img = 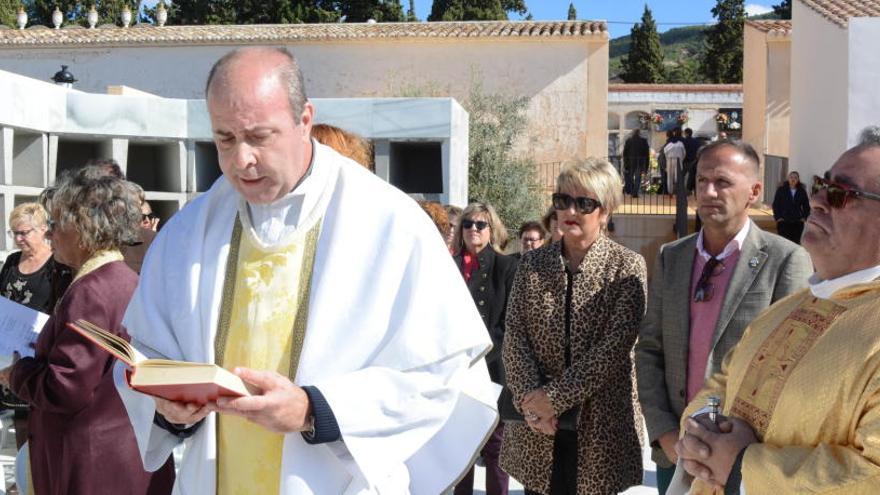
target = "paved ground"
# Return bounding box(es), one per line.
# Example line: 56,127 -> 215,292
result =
1,415 -> 659,494
472,423 -> 657,494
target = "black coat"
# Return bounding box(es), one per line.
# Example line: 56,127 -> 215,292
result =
772,184 -> 811,222
454,247 -> 518,384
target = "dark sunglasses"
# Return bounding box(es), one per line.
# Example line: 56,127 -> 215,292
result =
551,193 -> 602,214
142,213 -> 157,221
461,219 -> 489,231
693,257 -> 725,303
811,175 -> 880,209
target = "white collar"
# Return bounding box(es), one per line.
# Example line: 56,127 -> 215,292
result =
696,220 -> 751,261
242,141 -> 328,247
809,265 -> 880,299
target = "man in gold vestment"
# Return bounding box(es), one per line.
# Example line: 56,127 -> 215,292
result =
674,141 -> 880,494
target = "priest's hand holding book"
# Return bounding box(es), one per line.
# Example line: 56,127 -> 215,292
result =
209,367 -> 314,434
69,319 -> 316,434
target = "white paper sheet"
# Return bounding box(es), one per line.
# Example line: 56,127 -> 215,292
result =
0,296 -> 49,359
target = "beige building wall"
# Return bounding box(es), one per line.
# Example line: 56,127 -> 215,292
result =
743,25 -> 768,159
0,27 -> 608,178
790,3 -> 849,181
743,23 -> 791,164
765,41 -> 791,157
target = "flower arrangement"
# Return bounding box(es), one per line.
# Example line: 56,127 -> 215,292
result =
715,112 -> 729,124
638,112 -> 663,125
677,111 -> 689,124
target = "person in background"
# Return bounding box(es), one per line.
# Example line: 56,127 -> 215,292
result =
502,158 -> 647,494
541,206 -> 564,243
682,128 -> 702,195
445,204 -> 463,254
311,123 -> 373,171
0,172 -> 175,495
772,171 -> 810,244
75,159 -> 158,275
453,201 -> 518,495
623,128 -> 650,198
635,140 -> 812,494
1,203 -> 70,314
664,128 -> 687,196
417,200 -> 450,239
0,202 -> 72,450
141,200 -> 159,232
517,220 -> 547,257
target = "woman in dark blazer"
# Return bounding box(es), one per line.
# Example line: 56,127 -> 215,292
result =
452,201 -> 518,495
772,171 -> 811,244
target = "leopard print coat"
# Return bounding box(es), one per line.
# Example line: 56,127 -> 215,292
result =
500,235 -> 647,494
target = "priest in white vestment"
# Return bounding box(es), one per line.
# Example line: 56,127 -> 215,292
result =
115,47 -> 499,495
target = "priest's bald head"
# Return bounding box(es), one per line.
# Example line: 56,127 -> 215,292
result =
802,141 -> 880,281
205,47 -> 315,205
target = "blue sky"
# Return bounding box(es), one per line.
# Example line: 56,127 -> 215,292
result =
412,1 -> 778,39
144,1 -> 778,40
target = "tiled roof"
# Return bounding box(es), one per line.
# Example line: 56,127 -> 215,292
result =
609,84 -> 743,93
799,0 -> 880,28
0,20 -> 607,47
745,20 -> 792,35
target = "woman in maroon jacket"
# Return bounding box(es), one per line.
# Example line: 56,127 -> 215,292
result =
0,170 -> 174,495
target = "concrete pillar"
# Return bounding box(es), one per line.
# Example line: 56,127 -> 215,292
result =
1,127 -> 13,185
374,139 -> 391,182
47,134 -> 59,185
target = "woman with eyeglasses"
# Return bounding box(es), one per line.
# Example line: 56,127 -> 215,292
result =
1,203 -> 71,316
1,202 -> 74,460
501,159 -> 647,494
772,171 -> 811,244
452,202 -> 518,495
0,171 -> 175,495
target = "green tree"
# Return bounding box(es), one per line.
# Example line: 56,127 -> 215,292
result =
428,0 -> 527,21
26,0 -> 144,27
146,0 -> 340,25
340,0 -> 404,22
621,5 -> 664,83
465,79 -> 542,236
772,0 -> 791,19
701,0 -> 745,83
406,0 -> 417,21
567,2 -> 576,20
666,59 -> 701,83
0,0 -> 20,28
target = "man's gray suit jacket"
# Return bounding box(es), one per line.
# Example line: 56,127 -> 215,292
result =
634,221 -> 813,467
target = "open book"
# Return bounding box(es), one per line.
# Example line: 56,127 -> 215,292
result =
67,319 -> 250,404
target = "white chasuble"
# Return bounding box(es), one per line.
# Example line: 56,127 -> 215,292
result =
115,143 -> 500,494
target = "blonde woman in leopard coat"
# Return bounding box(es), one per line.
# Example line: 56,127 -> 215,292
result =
501,158 -> 647,494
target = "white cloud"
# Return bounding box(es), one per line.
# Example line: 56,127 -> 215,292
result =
745,4 -> 773,17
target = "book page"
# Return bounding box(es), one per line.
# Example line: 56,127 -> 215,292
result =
0,297 -> 49,360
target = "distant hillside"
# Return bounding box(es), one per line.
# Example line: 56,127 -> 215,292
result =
609,12 -> 782,83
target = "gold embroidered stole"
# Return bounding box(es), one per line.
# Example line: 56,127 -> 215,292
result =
729,296 -> 846,438
691,296 -> 847,495
215,215 -> 321,495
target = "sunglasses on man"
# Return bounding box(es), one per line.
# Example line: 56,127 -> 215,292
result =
551,193 -> 602,215
811,175 -> 880,209
461,219 -> 489,231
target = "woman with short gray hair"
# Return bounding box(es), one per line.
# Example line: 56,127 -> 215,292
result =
0,170 -> 175,495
